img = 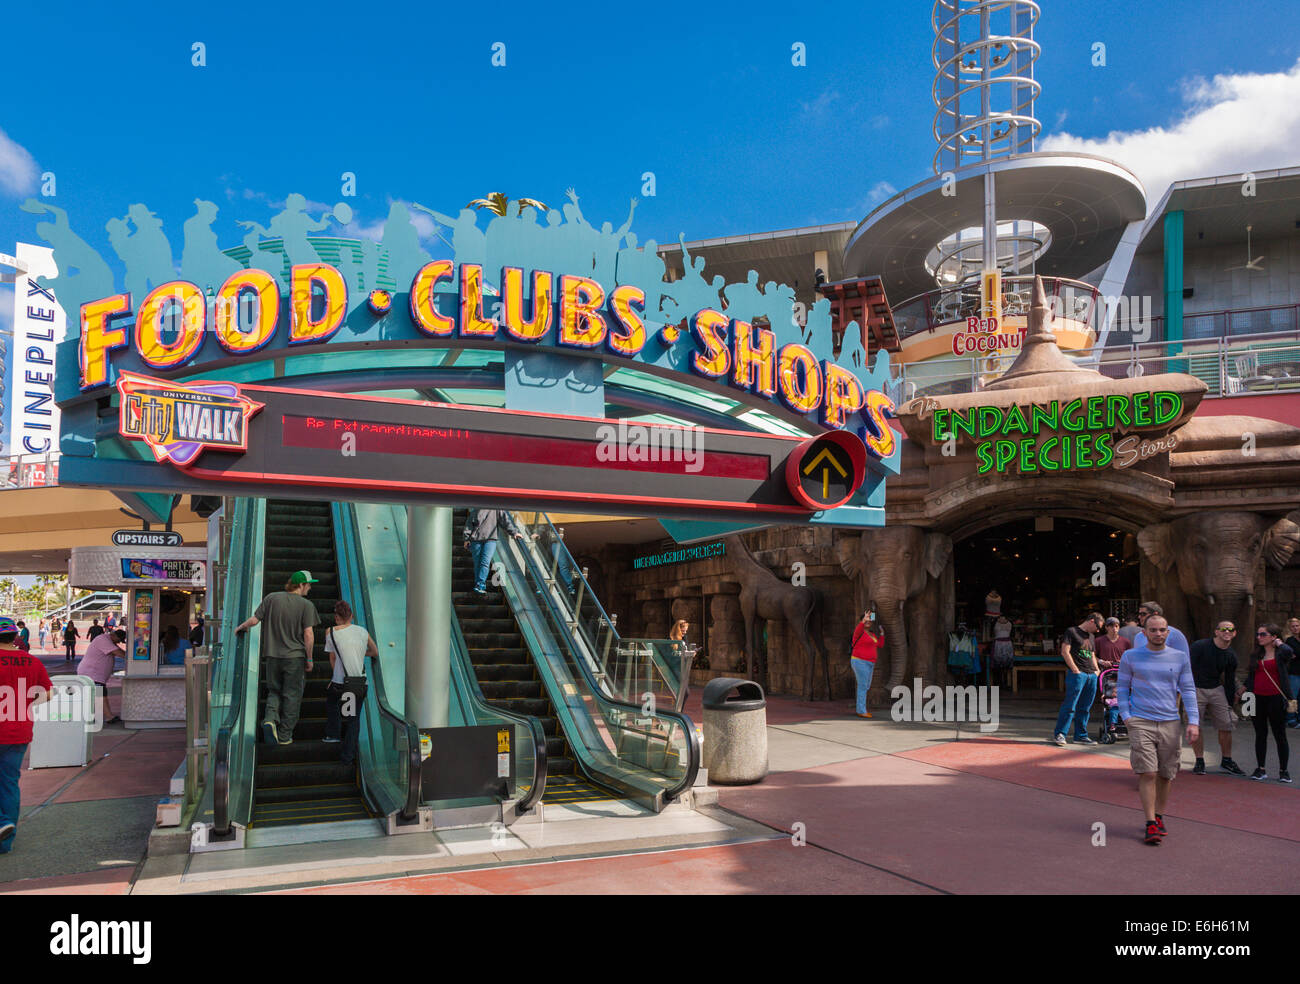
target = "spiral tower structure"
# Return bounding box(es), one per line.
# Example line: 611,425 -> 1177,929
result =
931,0 -> 1041,176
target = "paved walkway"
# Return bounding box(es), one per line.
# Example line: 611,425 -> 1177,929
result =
0,691 -> 1294,895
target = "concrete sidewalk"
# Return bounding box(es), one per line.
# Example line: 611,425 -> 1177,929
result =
0,690 -> 1293,895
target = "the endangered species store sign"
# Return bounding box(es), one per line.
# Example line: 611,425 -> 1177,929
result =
925,391 -> 1183,474
117,371 -> 263,466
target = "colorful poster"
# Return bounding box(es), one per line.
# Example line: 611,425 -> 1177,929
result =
121,558 -> 204,582
133,589 -> 154,661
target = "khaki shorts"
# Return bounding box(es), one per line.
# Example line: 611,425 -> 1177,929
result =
1127,717 -> 1183,780
1196,686 -> 1234,732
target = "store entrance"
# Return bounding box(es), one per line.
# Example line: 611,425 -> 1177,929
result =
951,518 -> 1140,695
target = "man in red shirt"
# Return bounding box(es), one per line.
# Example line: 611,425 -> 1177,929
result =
0,614 -> 52,853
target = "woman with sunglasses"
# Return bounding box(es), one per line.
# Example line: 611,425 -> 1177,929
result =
1236,624 -> 1294,782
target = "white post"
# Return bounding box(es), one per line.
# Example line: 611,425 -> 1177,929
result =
406,506 -> 451,729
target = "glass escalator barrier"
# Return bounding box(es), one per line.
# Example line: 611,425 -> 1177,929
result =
510,513 -> 689,713
210,496 -> 266,838
494,526 -> 700,812
332,503 -> 422,826
347,503 -> 546,817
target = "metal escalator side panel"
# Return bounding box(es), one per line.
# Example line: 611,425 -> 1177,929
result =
333,501 -> 422,822
213,496 -> 266,836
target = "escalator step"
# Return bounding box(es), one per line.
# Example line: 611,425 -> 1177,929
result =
255,782 -> 360,805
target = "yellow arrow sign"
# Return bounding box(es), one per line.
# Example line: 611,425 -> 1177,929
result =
803,447 -> 848,499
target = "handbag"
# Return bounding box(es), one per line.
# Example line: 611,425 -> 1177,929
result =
328,627 -> 369,706
1259,660 -> 1298,715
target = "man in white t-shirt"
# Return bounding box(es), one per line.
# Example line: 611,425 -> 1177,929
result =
323,600 -> 379,766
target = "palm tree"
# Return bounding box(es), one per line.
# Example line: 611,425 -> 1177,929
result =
0,578 -> 16,613
465,192 -> 548,217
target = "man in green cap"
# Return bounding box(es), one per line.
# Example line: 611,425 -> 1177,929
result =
236,570 -> 320,745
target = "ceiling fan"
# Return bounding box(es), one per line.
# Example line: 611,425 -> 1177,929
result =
1226,224 -> 1265,271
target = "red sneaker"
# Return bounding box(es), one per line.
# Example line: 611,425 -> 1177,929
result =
1143,821 -> 1162,845
1154,814 -> 1167,837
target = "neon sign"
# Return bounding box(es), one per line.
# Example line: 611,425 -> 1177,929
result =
117,371 -> 263,467
929,391 -> 1184,475
77,262 -> 895,444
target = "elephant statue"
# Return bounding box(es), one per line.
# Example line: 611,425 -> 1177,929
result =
1138,511 -> 1300,654
836,527 -> 954,691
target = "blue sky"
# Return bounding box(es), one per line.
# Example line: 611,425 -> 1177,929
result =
2,0 -> 1300,288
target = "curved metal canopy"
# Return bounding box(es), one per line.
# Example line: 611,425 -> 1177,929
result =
844,152 -> 1146,302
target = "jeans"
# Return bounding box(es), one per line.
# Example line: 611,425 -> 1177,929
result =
551,541 -> 574,591
1105,704 -> 1120,730
263,658 -> 307,737
0,743 -> 26,853
852,658 -> 876,715
326,685 -> 361,765
470,539 -> 498,592
64,640 -> 76,660
1289,676 -> 1300,724
1054,672 -> 1097,739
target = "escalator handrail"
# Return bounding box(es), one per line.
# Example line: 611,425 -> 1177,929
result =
448,600 -> 548,813
336,503 -> 422,821
503,532 -> 701,802
518,512 -> 687,707
212,497 -> 263,837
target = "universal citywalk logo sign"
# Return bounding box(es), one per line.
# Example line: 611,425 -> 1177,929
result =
117,371 -> 263,466
921,391 -> 1183,475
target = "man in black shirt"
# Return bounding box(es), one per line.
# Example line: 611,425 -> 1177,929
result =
1188,622 -> 1245,775
1052,612 -> 1104,746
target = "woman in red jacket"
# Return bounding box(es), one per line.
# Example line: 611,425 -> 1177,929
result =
851,607 -> 884,719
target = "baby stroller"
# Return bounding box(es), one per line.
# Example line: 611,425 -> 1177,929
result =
1096,667 -> 1128,744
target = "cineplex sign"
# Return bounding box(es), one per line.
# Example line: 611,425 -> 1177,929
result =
76,261 -> 895,447
927,391 -> 1183,474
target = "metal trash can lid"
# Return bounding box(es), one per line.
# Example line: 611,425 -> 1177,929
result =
701,677 -> 765,711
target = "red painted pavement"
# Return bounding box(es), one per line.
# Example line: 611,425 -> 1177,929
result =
18,727 -> 184,805
715,749 -> 1297,894
278,840 -> 935,895
897,736 -> 1300,842
0,868 -> 135,895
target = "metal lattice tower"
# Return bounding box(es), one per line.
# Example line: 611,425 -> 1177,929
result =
932,0 -> 1041,175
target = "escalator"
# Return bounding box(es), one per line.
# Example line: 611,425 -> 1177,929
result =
451,509 -> 612,805
250,499 -> 372,827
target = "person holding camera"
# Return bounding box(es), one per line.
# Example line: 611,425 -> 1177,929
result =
851,607 -> 884,719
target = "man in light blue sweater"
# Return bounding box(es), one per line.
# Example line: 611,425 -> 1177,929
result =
1117,615 -> 1200,846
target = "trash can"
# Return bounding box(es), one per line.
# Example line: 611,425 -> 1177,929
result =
29,674 -> 96,769
701,677 -> 767,785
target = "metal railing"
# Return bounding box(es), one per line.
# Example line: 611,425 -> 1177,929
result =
1110,302 -> 1300,345
892,275 -> 1101,342
890,330 -> 1300,401
0,452 -> 59,490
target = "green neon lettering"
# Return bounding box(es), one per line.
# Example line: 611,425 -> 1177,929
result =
994,440 -> 1016,471
1030,401 -> 1058,435
1086,396 -> 1104,431
931,409 -> 950,443
1004,404 -> 1030,435
1062,432 -> 1072,469
1077,433 -> 1093,469
1094,431 -> 1114,468
950,408 -> 976,440
1061,398 -> 1085,432
978,406 -> 1004,438
1105,394 -> 1130,429
1133,392 -> 1152,426
1152,391 -> 1182,426
976,441 -> 994,474
1038,436 -> 1061,471
1018,438 -> 1037,473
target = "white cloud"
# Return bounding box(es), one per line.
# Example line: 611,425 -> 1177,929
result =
0,127 -> 39,196
1041,58 -> 1300,212
801,88 -> 841,115
867,180 -> 897,204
